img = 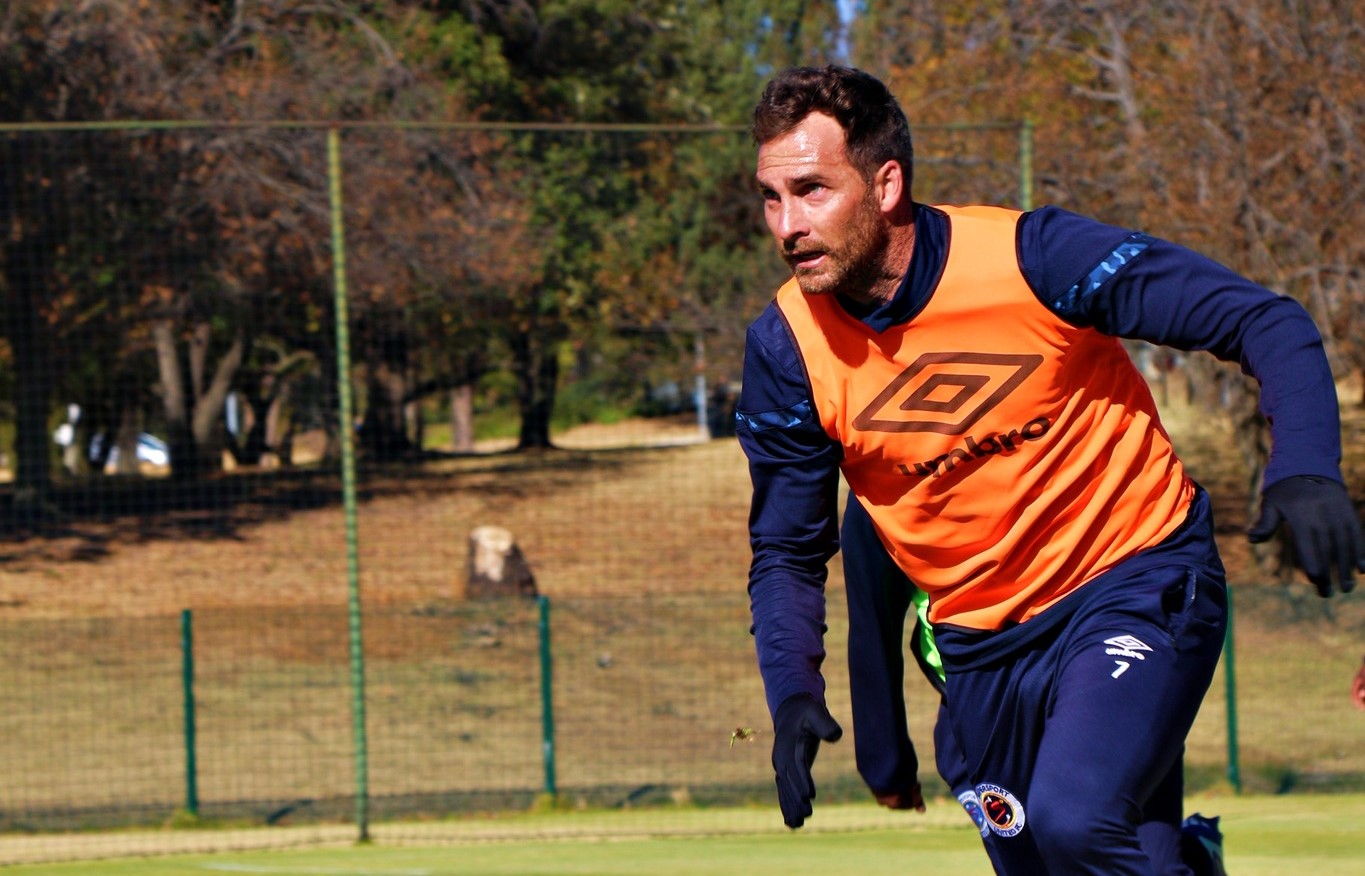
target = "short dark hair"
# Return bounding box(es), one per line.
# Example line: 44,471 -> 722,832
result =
752,65 -> 914,187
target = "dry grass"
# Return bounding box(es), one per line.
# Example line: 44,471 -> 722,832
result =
0,416 -> 748,618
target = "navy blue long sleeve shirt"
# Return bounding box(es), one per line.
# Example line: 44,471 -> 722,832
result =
737,203 -> 1342,718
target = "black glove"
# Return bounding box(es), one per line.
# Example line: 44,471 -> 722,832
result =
1247,475 -> 1365,597
771,693 -> 843,829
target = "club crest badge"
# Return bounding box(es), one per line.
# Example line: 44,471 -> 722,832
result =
976,783 -> 1026,837
957,789 -> 990,838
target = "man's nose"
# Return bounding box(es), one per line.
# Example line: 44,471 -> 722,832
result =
769,200 -> 807,245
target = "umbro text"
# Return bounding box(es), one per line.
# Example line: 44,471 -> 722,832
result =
897,416 -> 1052,479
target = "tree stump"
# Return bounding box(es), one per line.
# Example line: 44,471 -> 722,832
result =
466,525 -> 538,600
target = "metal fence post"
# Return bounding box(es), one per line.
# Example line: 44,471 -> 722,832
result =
180,609 -> 199,818
327,125 -> 370,840
1224,586 -> 1242,793
538,595 -> 557,798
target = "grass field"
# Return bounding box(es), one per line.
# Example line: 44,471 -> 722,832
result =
2,795 -> 1363,875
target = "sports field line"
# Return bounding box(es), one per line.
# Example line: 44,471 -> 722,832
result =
196,866 -> 432,875
0,824 -> 356,868
372,799 -> 969,844
196,865 -> 433,875
0,802 -> 963,866
3,794 -> 1363,870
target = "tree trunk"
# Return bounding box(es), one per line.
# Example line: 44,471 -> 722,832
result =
316,344 -> 343,465
5,279 -> 55,512
263,391 -> 294,465
226,391 -> 264,466
153,319 -> 194,475
360,359 -> 412,461
450,384 -> 474,453
513,331 -> 558,450
152,317 -> 245,478
405,399 -> 424,453
113,404 -> 142,475
189,324 -> 245,474
2,139 -> 57,515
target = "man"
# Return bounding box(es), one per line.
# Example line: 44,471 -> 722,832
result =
737,65 -> 1362,875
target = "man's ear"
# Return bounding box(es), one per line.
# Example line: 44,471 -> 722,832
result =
874,160 -> 906,215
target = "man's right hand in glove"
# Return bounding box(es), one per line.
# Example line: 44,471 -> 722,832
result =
771,693 -> 843,829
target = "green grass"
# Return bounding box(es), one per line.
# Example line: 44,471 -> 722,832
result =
3,795 -> 1362,875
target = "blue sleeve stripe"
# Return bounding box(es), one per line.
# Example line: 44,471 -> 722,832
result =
737,400 -> 813,433
1053,233 -> 1152,316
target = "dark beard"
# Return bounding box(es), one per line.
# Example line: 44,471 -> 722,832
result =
792,200 -> 890,301
836,218 -> 891,301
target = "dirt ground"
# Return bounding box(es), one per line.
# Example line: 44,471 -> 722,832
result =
0,381 -> 1362,624
0,415 -> 743,618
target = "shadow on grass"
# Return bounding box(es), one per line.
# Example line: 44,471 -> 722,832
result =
0,444 -> 657,560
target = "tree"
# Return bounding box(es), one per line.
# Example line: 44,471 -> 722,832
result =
0,1 -> 462,481
584,0 -> 830,418
0,2 -> 190,506
420,0 -> 845,448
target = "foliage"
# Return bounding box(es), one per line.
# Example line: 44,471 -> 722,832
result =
853,0 -> 1363,389
416,0 -> 842,448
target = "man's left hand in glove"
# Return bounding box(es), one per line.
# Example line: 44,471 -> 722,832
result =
1247,475 -> 1365,597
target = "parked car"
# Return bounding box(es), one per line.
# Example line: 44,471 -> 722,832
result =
88,431 -> 170,467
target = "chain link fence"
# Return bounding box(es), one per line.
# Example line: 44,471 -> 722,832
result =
1,122 -> 1360,865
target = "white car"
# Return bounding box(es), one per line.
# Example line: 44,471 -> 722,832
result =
87,432 -> 171,467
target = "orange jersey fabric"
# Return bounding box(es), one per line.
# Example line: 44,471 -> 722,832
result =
776,205 -> 1194,630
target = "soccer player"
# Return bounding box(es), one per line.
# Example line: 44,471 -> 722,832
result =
738,65 -> 1361,875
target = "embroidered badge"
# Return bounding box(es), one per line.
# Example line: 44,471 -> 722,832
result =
957,789 -> 990,838
977,783 -> 1027,838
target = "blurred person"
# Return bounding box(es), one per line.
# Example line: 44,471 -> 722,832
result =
737,64 -> 1359,875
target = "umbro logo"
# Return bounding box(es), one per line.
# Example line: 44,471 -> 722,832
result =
853,352 -> 1043,435
1104,635 -> 1153,660
1105,635 -> 1153,679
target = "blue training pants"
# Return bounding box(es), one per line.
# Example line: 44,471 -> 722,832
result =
936,489 -> 1228,875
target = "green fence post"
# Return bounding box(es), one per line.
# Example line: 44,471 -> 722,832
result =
327,126 -> 370,841
180,609 -> 199,818
538,595 -> 557,798
1224,586 -> 1242,793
